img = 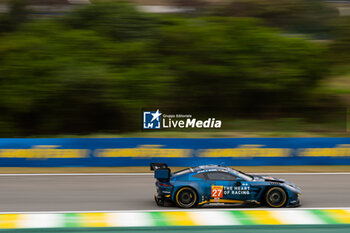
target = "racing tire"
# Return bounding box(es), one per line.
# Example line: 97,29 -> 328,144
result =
175,187 -> 198,208
265,187 -> 287,208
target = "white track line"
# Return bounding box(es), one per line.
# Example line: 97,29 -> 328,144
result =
0,207 -> 349,214
0,172 -> 349,176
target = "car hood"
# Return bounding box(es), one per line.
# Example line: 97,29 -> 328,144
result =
253,175 -> 300,190
253,175 -> 287,183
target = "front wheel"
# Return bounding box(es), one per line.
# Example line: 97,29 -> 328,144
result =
265,187 -> 287,208
175,187 -> 198,208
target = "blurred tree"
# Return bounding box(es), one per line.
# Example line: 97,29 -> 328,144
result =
211,0 -> 338,37
0,0 -> 30,34
157,17 -> 328,116
63,1 -> 161,41
0,20 -> 172,135
331,16 -> 350,63
0,2 -> 332,135
171,0 -> 210,11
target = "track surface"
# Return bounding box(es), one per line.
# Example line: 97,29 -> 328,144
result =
0,174 -> 349,212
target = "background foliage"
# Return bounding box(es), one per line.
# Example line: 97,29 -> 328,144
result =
0,0 -> 348,136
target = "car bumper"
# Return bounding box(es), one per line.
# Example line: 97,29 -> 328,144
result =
154,194 -> 172,206
287,196 -> 301,207
155,193 -> 171,199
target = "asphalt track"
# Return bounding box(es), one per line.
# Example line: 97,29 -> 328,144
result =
0,174 -> 349,212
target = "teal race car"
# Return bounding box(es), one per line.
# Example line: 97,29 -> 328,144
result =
151,163 -> 301,208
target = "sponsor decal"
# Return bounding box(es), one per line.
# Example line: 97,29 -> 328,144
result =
211,185 -> 223,198
223,184 -> 250,195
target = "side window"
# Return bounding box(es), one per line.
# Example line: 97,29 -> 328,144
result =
193,173 -> 206,179
205,172 -> 236,181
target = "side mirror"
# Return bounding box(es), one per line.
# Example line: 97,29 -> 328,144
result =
236,177 -> 242,186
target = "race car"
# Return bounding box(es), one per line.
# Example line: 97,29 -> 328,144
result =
151,163 -> 301,208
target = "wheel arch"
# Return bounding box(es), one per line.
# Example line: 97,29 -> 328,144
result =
173,185 -> 200,207
263,185 -> 289,207
171,183 -> 201,200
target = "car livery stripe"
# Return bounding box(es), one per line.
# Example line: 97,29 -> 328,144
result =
210,199 -> 244,204
0,209 -> 349,228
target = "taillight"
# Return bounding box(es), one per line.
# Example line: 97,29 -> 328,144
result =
159,182 -> 171,187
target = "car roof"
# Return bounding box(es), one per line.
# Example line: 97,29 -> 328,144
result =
193,165 -> 231,172
171,165 -> 232,178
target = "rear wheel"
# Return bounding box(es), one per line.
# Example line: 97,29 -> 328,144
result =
265,187 -> 287,208
175,187 -> 198,208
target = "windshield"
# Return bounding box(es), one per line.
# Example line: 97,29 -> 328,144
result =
227,168 -> 254,181
172,167 -> 193,176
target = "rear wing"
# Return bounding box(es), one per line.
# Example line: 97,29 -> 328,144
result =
150,163 -> 171,181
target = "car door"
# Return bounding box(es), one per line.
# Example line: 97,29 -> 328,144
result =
204,171 -> 249,201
